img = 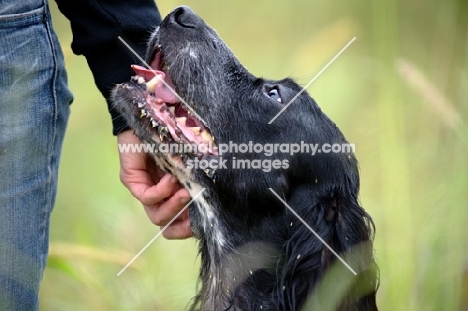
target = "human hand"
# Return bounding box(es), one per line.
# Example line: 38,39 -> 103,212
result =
117,130 -> 192,239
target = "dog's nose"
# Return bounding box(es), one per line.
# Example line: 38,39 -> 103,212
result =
171,6 -> 200,28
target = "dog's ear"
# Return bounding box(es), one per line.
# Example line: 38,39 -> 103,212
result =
277,184 -> 378,310
319,194 -> 379,310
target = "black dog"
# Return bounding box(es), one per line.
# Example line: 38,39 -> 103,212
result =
113,6 -> 378,311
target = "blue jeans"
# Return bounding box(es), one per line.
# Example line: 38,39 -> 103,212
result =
0,0 -> 72,309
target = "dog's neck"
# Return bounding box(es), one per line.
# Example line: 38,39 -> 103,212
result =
196,234 -> 281,310
190,190 -> 284,310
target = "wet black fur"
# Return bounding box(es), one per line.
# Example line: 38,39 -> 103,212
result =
113,6 -> 378,311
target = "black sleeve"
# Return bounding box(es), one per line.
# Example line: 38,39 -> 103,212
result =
54,0 -> 162,135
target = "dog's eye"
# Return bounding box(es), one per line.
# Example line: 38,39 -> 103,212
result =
266,87 -> 282,103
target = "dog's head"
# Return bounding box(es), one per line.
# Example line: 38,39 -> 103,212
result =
113,6 -> 359,210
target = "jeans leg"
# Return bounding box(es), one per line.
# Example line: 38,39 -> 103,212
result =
0,2 -> 72,310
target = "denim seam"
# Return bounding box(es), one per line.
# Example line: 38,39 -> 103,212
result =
39,0 -> 58,269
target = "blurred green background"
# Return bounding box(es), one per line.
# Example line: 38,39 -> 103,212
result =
40,0 -> 467,310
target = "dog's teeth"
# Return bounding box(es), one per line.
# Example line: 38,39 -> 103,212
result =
159,127 -> 168,141
277,98 -> 282,103
168,106 -> 175,114
137,102 -> 144,108
146,74 -> 162,92
176,117 -> 186,126
151,120 -> 158,128
189,127 -> 201,135
137,76 -> 145,84
160,127 -> 168,135
201,131 -> 214,142
140,109 -> 146,118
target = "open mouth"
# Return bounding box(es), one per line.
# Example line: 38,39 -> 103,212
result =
128,46 -> 218,157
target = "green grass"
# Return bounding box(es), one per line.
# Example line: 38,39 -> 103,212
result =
40,0 -> 467,309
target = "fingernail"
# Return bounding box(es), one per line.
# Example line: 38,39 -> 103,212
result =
180,197 -> 190,204
171,176 -> 178,184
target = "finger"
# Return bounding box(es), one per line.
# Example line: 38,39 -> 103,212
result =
135,174 -> 180,206
119,153 -> 159,199
144,188 -> 191,226
162,217 -> 193,239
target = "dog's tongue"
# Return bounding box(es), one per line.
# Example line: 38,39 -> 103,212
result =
131,65 -> 178,103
